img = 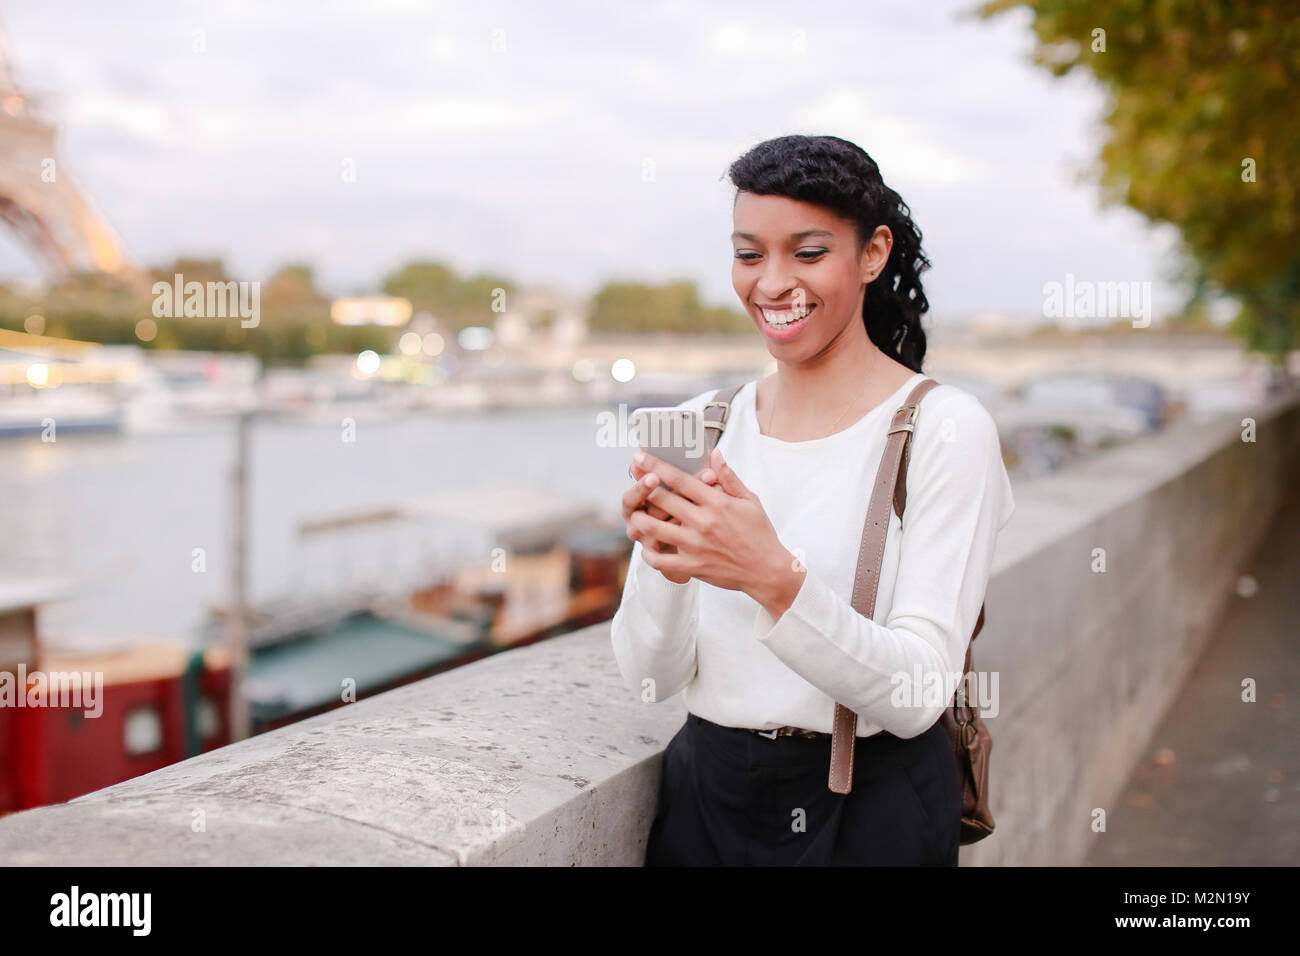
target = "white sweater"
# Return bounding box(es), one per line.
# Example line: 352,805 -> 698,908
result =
609,372 -> 1015,739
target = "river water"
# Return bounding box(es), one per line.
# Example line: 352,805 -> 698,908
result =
0,405 -> 639,647
3,373 -> 1261,649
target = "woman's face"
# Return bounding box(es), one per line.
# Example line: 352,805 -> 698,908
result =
731,190 -> 890,357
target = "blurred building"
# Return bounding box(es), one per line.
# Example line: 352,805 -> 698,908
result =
329,296 -> 413,327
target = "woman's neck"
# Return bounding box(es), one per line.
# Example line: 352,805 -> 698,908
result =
758,333 -> 914,440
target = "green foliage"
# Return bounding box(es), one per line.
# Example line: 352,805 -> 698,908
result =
380,260 -> 515,332
587,279 -> 750,335
0,254 -> 753,365
148,257 -> 231,286
259,262 -> 332,327
979,0 -> 1300,364
0,258 -> 389,366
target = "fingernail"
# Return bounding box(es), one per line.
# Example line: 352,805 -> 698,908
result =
634,452 -> 646,465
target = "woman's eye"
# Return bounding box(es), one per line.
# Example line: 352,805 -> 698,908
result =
734,250 -> 824,262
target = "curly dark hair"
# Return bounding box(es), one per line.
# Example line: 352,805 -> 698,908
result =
726,134 -> 931,372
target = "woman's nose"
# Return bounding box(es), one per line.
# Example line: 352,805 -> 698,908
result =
756,265 -> 796,300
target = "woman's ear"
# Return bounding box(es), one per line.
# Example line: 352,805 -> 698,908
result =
861,224 -> 893,284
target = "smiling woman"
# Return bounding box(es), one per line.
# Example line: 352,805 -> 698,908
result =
610,134 -> 1016,867
730,136 -> 930,369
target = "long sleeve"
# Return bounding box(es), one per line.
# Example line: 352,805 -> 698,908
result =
609,538 -> 702,703
751,391 -> 1015,738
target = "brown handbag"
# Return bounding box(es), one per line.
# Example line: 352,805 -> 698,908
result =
702,376 -> 995,845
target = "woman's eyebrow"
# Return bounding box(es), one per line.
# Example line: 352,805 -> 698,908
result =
731,229 -> 835,241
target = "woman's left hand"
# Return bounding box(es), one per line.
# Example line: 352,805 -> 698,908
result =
632,448 -> 795,599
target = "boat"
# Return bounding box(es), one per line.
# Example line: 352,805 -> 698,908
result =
0,579 -> 232,813
200,487 -> 632,733
0,393 -> 123,438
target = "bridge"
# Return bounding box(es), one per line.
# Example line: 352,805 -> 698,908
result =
0,388 -> 1295,865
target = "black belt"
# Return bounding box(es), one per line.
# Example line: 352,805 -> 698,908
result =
751,725 -> 827,740
688,713 -> 828,741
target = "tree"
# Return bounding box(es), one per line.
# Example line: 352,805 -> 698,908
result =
148,257 -> 232,286
587,279 -> 750,335
381,260 -> 516,332
263,263 -> 326,306
979,0 -> 1300,377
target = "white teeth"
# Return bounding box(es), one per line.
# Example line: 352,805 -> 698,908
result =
761,305 -> 813,326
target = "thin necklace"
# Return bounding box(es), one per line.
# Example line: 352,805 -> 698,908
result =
764,374 -> 876,439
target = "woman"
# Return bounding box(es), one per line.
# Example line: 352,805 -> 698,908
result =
609,134 -> 1015,866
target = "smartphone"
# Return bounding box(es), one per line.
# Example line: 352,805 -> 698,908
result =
629,406 -> 708,493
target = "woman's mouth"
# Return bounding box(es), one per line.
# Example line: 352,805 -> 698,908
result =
758,303 -> 815,340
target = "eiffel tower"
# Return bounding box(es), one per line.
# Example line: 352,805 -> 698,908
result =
0,20 -> 139,282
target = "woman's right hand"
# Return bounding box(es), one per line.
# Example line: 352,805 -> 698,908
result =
623,458 -> 717,584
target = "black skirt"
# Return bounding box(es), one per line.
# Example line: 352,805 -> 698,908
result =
644,712 -> 962,866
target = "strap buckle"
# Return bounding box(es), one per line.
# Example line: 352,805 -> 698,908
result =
887,402 -> 920,435
703,400 -> 730,431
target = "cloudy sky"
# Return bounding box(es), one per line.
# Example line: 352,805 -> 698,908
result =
1,0 -> 1186,321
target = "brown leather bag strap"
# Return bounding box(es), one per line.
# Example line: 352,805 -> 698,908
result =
703,382 -> 744,455
829,376 -> 941,794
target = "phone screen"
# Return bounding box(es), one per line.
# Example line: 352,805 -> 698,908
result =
631,408 -> 707,492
